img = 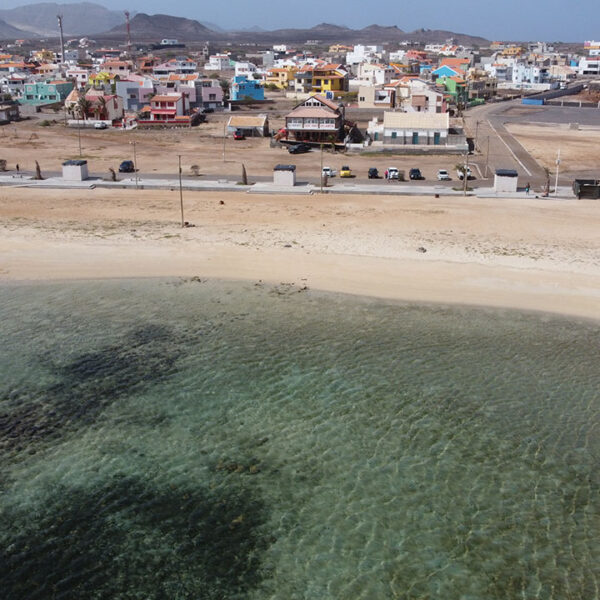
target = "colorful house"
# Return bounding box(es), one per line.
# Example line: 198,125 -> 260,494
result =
265,67 -> 297,89
21,80 -> 74,106
284,94 -> 345,143
435,75 -> 468,106
230,75 -> 264,101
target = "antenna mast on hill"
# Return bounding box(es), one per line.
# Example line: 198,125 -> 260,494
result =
57,14 -> 65,66
124,10 -> 132,54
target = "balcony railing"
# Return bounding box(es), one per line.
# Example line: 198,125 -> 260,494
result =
287,122 -> 337,130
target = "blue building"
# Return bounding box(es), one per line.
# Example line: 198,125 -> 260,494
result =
230,75 -> 264,101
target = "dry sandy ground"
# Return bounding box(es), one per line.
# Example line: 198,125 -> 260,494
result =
0,112 -> 468,182
1,187 -> 599,320
505,122 -> 600,173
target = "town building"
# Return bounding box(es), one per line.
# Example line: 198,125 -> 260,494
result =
230,75 -> 264,101
285,94 -> 345,143
21,80 -> 74,106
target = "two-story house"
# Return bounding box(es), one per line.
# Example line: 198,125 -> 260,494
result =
230,75 -> 264,101
284,94 -> 345,143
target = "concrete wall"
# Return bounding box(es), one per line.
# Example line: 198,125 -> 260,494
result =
494,174 -> 518,193
273,169 -> 295,186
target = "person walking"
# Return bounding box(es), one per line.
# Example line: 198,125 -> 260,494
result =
525,182 -> 530,195
16,163 -> 19,173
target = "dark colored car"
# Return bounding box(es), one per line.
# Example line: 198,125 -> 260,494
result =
233,130 -> 245,140
287,143 -> 312,154
118,160 -> 135,173
202,107 -> 215,113
409,168 -> 424,180
368,167 -> 379,179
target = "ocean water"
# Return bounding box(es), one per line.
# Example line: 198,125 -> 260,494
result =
0,278 -> 599,600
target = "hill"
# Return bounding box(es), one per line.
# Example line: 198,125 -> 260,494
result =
0,2 -> 122,36
0,17 -> 31,39
102,13 -> 217,41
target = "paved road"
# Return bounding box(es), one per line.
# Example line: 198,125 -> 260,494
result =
465,99 -> 600,187
465,100 -> 547,185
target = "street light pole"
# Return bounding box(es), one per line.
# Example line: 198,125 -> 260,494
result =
554,148 -> 560,197
463,152 -> 469,196
131,140 -> 138,189
178,154 -> 185,227
222,122 -> 226,162
320,143 -> 324,193
485,136 -> 490,178
77,116 -> 82,157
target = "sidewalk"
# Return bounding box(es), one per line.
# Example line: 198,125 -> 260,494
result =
0,174 -> 576,199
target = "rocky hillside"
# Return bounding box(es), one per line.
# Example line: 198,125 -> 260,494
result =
0,2 -> 123,36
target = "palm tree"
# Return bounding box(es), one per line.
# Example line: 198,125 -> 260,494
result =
97,96 -> 108,120
76,96 -> 92,121
543,167 -> 551,197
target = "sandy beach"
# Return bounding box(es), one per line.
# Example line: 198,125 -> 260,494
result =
1,186 -> 599,320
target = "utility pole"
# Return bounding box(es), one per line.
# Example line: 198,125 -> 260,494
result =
463,152 -> 469,196
474,120 -> 480,153
131,140 -> 138,189
57,15 -> 65,69
178,154 -> 185,227
77,116 -> 82,157
554,148 -> 560,197
222,122 -> 226,162
485,136 -> 490,178
320,143 -> 324,193
124,11 -> 132,55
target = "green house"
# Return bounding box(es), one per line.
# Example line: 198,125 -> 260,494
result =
435,75 -> 468,106
20,80 -> 74,106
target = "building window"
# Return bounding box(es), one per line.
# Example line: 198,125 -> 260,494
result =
391,131 -> 397,139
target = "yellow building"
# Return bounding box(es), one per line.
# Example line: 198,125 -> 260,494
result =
501,46 -> 523,57
265,67 -> 297,89
328,44 -> 353,53
311,64 -> 348,93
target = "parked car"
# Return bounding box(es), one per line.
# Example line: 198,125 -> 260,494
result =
233,130 -> 245,140
340,165 -> 353,178
288,143 -> 311,154
409,168 -> 424,180
368,167 -> 380,179
437,169 -> 451,181
387,167 -> 399,180
202,107 -> 215,113
457,166 -> 472,180
94,122 -> 107,129
322,166 -> 336,178
118,160 -> 135,173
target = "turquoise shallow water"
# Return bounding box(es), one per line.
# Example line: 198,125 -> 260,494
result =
0,278 -> 599,599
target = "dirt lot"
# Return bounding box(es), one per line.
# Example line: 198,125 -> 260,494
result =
1,98 -> 469,183
505,122 -> 600,174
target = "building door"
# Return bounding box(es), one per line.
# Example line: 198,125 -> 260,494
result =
412,132 -> 419,145
434,132 -> 440,145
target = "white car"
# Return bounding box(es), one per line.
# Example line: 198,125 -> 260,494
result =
94,122 -> 108,129
322,167 -> 336,177
437,169 -> 451,181
387,167 -> 399,180
457,166 -> 472,180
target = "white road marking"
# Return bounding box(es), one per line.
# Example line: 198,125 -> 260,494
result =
487,119 -> 532,176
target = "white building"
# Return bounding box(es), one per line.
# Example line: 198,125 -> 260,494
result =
367,111 -> 466,150
578,57 -> 600,75
346,45 -> 384,66
204,54 -> 232,71
235,62 -> 258,77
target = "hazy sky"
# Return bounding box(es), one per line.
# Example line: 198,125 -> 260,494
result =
2,0 -> 597,41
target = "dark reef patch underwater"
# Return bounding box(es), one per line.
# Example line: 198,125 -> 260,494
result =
0,278 -> 599,599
